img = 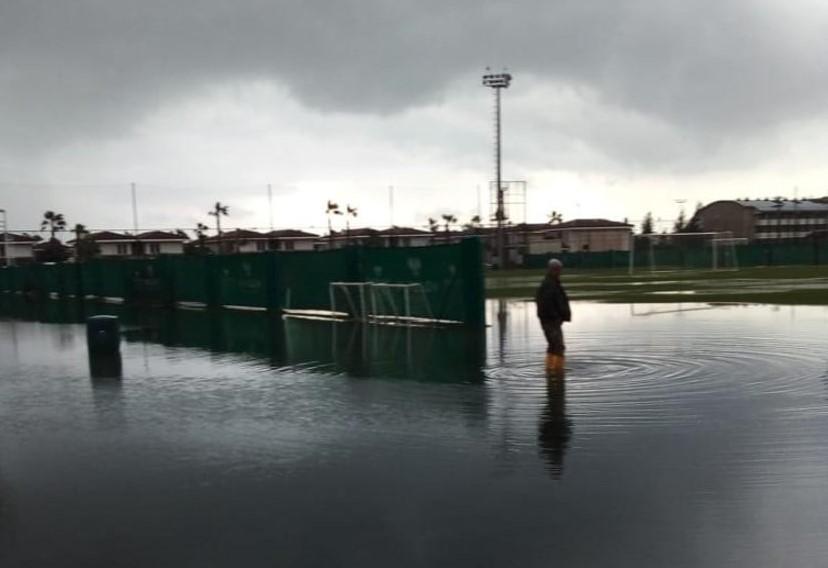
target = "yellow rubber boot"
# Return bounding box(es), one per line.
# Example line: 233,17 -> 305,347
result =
545,353 -> 561,378
554,355 -> 566,378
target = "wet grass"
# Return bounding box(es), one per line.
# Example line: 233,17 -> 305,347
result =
486,265 -> 828,305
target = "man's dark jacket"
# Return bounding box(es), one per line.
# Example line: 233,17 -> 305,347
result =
535,276 -> 571,323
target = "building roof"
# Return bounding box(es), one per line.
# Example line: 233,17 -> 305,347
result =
330,227 -> 381,238
136,230 -> 188,241
87,231 -> 135,242
265,229 -> 319,238
377,226 -> 432,236
204,229 -> 267,242
733,198 -> 828,213
550,219 -> 633,229
2,233 -> 42,243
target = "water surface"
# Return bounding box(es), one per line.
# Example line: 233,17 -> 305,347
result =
1,299 -> 827,567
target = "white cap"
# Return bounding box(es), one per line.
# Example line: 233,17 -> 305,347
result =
548,258 -> 563,269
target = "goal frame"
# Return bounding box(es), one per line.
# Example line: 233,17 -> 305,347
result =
628,231 -> 741,274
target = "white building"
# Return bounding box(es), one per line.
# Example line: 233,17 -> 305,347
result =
324,227 -> 435,249
82,231 -> 187,257
265,229 -> 319,251
0,233 -> 40,264
204,229 -> 269,254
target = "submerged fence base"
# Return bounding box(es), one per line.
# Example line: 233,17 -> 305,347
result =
0,238 -> 485,327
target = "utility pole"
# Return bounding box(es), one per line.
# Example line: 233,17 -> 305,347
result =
482,70 -> 512,268
130,182 -> 138,235
268,184 -> 274,231
388,185 -> 394,228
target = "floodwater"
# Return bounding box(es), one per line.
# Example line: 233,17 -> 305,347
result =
1,298 -> 828,567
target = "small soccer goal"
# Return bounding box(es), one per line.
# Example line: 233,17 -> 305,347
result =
629,232 -> 745,274
329,282 -> 436,325
710,237 -> 747,271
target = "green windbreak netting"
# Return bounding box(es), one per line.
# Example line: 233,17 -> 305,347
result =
0,267 -> 10,292
62,264 -> 81,297
97,260 -> 129,299
1,238 -> 487,325
79,262 -> 103,297
171,256 -> 213,304
359,238 -> 484,325
39,264 -> 63,295
123,258 -> 170,304
275,249 -> 355,311
217,254 -> 272,308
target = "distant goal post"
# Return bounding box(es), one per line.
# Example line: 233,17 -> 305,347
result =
628,232 -> 746,274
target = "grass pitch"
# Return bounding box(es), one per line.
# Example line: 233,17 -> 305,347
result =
486,265 -> 828,305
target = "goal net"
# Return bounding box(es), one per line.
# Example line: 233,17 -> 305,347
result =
330,282 -> 435,324
629,232 -> 744,274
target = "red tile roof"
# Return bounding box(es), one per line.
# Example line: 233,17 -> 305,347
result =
2,233 -> 42,243
136,230 -> 188,241
203,229 -> 267,242
87,231 -> 134,242
265,229 -> 319,238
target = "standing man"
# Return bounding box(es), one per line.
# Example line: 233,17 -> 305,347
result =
535,258 -> 571,377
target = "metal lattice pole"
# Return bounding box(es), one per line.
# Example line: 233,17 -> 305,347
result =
482,71 -> 512,269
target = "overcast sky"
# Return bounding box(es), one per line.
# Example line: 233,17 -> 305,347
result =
3,0 -> 828,236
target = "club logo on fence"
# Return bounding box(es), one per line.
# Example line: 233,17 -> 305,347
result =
407,257 -> 422,277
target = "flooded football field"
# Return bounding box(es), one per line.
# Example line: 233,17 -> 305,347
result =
1,298 -> 827,567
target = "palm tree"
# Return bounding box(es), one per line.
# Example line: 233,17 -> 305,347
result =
548,210 -> 563,224
208,202 -> 229,252
641,212 -> 654,235
72,223 -> 90,261
441,214 -> 458,242
463,214 -> 482,233
345,205 -> 358,244
41,211 -> 67,240
326,201 -> 342,247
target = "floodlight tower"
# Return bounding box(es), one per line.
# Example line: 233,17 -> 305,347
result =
482,70 -> 512,268
0,208 -> 10,267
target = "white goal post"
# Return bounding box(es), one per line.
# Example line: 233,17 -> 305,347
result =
628,231 -> 744,274
329,282 -> 435,324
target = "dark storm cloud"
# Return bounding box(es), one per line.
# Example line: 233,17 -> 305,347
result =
2,0 -> 827,160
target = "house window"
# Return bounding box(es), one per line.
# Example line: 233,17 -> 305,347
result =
116,244 -> 128,255
284,241 -> 294,251
149,243 -> 161,254
256,241 -> 266,252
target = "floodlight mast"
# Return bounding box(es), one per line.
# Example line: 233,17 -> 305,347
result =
482,71 -> 512,268
0,208 -> 10,267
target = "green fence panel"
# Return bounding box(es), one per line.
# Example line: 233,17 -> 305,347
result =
123,258 -> 171,304
216,253 -> 272,309
61,263 -> 81,297
0,267 -> 9,292
98,260 -> 129,299
39,263 -> 64,296
359,238 -> 484,324
817,241 -> 828,265
79,261 -> 103,297
275,248 -> 356,311
170,255 -> 214,305
20,264 -> 44,295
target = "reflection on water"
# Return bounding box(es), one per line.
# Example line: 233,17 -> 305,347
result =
538,376 -> 572,479
0,297 -> 486,383
1,297 -> 828,566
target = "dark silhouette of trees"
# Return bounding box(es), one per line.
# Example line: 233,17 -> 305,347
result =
641,212 -> 654,234
208,202 -> 229,252
41,211 -> 66,240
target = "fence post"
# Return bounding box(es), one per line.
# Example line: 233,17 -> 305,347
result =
266,252 -> 282,314
460,237 -> 485,327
